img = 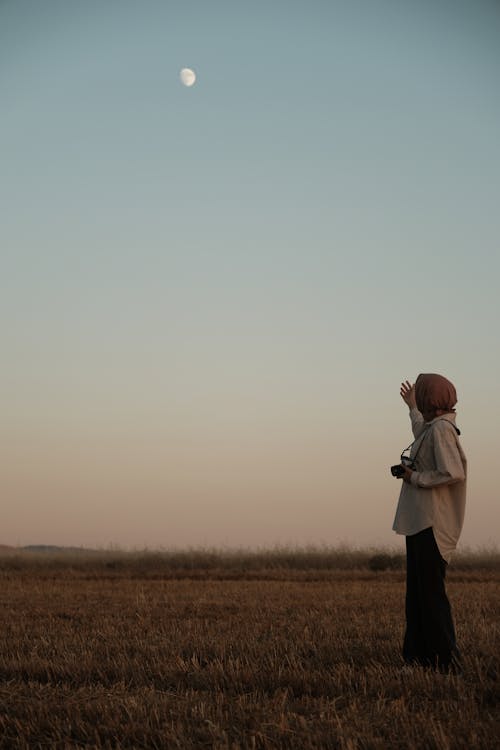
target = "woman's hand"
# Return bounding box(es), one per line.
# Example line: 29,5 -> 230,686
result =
402,465 -> 414,483
400,380 -> 417,409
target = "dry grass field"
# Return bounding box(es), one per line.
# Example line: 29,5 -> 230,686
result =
0,549 -> 498,749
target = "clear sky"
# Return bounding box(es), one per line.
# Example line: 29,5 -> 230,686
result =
2,0 -> 499,550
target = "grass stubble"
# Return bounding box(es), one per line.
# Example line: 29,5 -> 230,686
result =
0,549 -> 498,749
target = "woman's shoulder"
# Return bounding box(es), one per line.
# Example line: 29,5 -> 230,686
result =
431,417 -> 460,440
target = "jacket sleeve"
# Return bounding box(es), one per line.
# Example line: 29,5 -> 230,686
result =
409,408 -> 426,438
410,423 -> 466,489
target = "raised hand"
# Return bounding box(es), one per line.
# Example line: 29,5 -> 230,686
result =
400,380 -> 417,409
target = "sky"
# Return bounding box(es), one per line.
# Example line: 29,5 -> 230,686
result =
1,0 -> 499,550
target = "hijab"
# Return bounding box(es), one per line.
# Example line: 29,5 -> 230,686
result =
415,373 -> 457,416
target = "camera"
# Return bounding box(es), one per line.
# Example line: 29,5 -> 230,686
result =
390,457 -> 415,478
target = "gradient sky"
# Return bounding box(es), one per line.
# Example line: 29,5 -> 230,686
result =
2,0 -> 499,550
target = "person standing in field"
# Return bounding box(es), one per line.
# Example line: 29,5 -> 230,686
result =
392,373 -> 467,673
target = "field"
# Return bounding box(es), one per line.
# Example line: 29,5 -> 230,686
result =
0,549 -> 498,749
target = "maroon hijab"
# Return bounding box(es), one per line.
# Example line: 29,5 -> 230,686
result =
415,373 -> 457,416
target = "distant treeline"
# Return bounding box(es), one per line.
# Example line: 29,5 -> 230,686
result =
0,545 -> 498,576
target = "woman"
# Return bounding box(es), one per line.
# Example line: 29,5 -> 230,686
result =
392,373 -> 467,672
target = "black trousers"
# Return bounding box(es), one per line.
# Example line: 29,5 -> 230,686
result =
404,527 -> 460,671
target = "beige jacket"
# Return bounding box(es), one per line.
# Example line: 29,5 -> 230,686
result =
392,408 -> 467,562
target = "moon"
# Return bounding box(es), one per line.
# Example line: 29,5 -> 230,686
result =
179,68 -> 196,87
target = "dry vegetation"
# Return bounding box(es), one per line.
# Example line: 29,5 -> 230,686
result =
0,548 -> 498,749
